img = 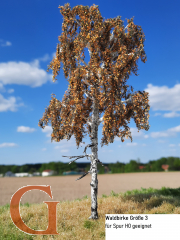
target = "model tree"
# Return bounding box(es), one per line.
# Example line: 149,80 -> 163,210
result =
38,3 -> 150,220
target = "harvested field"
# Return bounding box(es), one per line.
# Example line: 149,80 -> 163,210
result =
1,171 -> 180,206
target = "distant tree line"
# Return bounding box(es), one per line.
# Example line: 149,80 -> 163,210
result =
0,156 -> 180,176
105,156 -> 180,174
0,161 -> 77,175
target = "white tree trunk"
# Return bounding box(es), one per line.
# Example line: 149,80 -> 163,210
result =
62,91 -> 105,220
89,98 -> 99,220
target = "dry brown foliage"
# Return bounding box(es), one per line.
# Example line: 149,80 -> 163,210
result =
38,3 -> 150,148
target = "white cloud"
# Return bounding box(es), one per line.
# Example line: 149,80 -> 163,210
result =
41,125 -> 86,151
0,94 -> 24,112
7,89 -> 14,93
53,137 -> 77,149
154,113 -> 161,116
42,148 -> 47,151
114,127 -> 148,141
0,84 -> 14,94
169,144 -> 176,147
163,111 -> 180,118
150,125 -> 180,138
158,140 -> 166,143
60,149 -> 69,153
118,143 -> 146,147
101,149 -> 114,152
54,145 -> 63,149
38,54 -> 51,62
0,54 -> 54,112
150,131 -> 171,138
17,126 -> 37,133
126,142 -> 138,146
42,125 -> 52,137
0,82 -> 5,92
0,143 -> 18,148
145,83 -> 180,113
162,125 -> 180,133
0,60 -> 53,88
0,41 -> 12,47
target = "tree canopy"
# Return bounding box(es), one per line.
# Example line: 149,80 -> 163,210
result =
38,3 -> 150,148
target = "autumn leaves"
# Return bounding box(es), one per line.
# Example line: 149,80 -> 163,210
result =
39,3 -> 150,148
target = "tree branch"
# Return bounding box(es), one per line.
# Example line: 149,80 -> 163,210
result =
62,143 -> 98,181
83,143 -> 97,155
98,116 -> 104,124
121,94 -> 135,103
73,68 -> 93,88
87,120 -> 92,127
124,23 -> 129,30
76,171 -> 90,181
84,90 -> 93,100
87,42 -> 92,58
72,16 -> 81,27
96,159 -> 104,166
62,154 -> 92,164
74,55 -> 88,67
76,160 -> 104,182
61,99 -> 76,109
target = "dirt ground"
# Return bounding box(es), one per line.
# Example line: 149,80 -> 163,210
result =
1,171 -> 180,206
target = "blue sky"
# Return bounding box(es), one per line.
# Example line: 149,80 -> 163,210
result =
1,0 -> 180,166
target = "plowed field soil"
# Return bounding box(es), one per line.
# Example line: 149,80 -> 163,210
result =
1,171 -> 180,206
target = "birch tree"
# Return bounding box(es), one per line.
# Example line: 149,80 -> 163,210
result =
38,3 -> 150,220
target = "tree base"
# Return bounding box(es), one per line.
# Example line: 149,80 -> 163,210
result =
89,215 -> 98,220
